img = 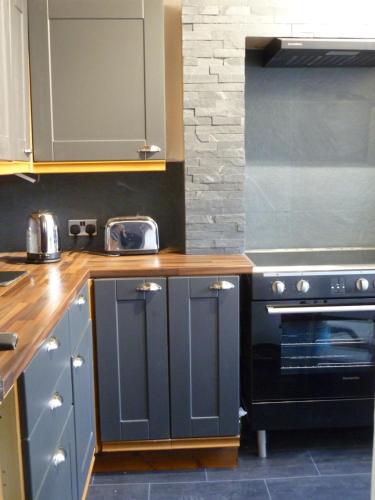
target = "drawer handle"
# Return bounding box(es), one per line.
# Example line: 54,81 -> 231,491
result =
137,144 -> 161,153
48,393 -> 63,411
52,449 -> 66,467
76,295 -> 86,306
46,336 -> 60,352
72,355 -> 85,368
136,282 -> 162,293
209,280 -> 235,291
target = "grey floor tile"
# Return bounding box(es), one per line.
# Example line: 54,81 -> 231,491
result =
150,479 -> 270,500
310,447 -> 372,475
93,469 -> 206,485
87,483 -> 149,500
266,473 -> 371,500
206,449 -> 317,481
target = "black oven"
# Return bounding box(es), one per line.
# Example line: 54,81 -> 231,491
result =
251,298 -> 375,401
241,271 -> 375,435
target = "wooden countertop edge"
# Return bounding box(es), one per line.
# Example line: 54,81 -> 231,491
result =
0,252 -> 252,402
0,270 -> 90,402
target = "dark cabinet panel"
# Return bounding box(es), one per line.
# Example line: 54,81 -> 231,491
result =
95,278 -> 170,442
168,276 -> 240,438
28,0 -> 165,162
71,321 -> 95,499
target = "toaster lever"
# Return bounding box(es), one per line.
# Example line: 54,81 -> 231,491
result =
136,282 -> 162,293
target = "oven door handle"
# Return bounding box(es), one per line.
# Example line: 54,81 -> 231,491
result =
266,304 -> 375,315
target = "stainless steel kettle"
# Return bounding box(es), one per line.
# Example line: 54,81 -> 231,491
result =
26,211 -> 61,263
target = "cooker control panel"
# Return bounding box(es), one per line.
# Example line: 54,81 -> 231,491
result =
253,271 -> 375,300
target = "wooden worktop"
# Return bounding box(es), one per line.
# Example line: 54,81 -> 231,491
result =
0,251 -> 251,402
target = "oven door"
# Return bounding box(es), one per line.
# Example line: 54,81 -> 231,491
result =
250,298 -> 375,401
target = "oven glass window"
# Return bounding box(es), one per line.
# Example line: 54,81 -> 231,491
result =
280,316 -> 375,373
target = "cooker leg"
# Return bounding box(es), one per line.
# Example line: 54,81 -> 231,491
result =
257,430 -> 267,458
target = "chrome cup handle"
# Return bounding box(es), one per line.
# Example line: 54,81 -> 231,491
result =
136,282 -> 162,292
209,280 -> 235,291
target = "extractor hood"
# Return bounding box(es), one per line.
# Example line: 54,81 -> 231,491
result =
263,38 -> 375,68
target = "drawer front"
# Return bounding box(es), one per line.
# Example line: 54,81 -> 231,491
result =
23,365 -> 73,499
36,409 -> 77,500
19,311 -> 71,437
69,283 -> 90,351
72,321 -> 95,498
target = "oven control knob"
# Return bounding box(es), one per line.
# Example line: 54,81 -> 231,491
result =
356,278 -> 369,291
296,279 -> 310,293
272,280 -> 286,295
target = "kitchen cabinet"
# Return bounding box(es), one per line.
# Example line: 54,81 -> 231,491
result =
169,276 -> 240,438
0,0 -> 30,162
71,323 -> 95,499
94,276 -> 239,444
18,284 -> 95,500
95,278 -> 170,442
28,0 -> 165,163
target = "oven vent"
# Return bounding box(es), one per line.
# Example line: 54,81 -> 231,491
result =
263,38 -> 375,68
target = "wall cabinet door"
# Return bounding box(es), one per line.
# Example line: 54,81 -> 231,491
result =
10,0 -> 30,160
71,322 -> 95,500
168,276 -> 240,438
95,278 -> 170,442
28,0 -> 165,162
0,0 -> 30,161
0,0 -> 11,160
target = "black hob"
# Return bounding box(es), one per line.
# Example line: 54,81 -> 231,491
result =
246,249 -> 375,270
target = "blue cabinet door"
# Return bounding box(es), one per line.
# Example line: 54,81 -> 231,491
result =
71,321 -> 95,499
94,278 -> 170,441
168,276 -> 240,438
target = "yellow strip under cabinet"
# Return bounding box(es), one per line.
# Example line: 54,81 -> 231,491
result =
0,161 -> 32,175
0,160 -> 166,175
31,160 -> 166,174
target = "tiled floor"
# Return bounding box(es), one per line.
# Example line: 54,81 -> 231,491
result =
88,427 -> 373,499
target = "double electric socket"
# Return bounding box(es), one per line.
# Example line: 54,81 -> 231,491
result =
68,219 -> 97,237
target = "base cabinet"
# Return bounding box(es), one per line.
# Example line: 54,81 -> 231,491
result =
19,284 -> 95,500
169,276 -> 240,438
71,323 -> 96,498
94,276 -> 240,444
95,278 -> 170,442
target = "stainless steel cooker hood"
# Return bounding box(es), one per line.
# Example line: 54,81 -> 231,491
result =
263,38 -> 375,67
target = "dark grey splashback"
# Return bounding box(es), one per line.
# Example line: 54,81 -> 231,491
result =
0,163 -> 185,252
245,50 -> 375,249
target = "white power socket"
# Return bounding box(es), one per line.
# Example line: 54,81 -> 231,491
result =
68,219 -> 97,237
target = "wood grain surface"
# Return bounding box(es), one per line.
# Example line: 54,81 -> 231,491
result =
0,251 -> 251,402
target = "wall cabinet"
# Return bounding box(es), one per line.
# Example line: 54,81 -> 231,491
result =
94,276 -> 239,444
18,284 -> 95,500
0,0 -> 30,162
28,0 -> 165,163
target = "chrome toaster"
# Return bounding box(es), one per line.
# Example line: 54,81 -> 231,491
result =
104,216 -> 159,255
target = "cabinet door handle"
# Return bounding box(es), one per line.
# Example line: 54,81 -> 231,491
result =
52,449 -> 66,467
48,393 -> 63,411
137,144 -> 161,153
136,282 -> 162,292
72,355 -> 85,368
76,295 -> 86,306
46,336 -> 60,352
24,148 -> 32,156
209,280 -> 235,291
